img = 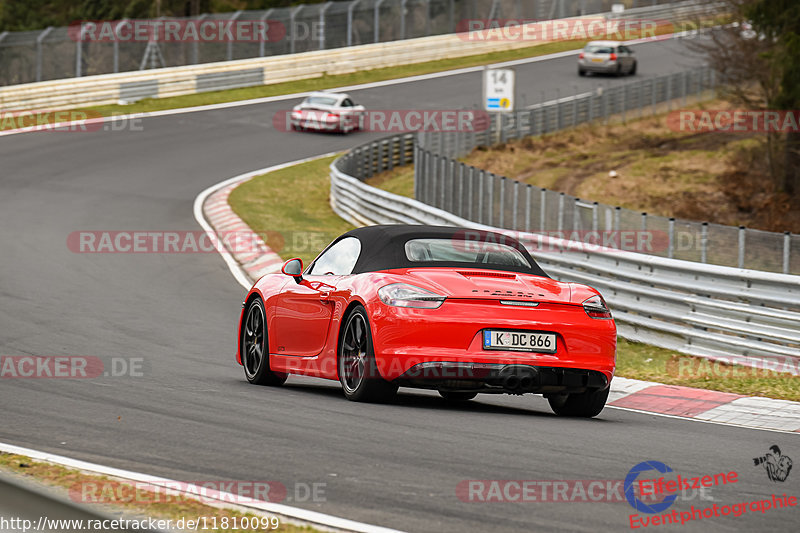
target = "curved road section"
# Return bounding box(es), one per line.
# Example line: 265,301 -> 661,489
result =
1,39 -> 796,532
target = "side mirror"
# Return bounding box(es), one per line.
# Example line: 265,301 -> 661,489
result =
281,258 -> 303,282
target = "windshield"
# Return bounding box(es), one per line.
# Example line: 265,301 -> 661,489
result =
304,96 -> 339,106
584,45 -> 614,54
404,238 -> 531,268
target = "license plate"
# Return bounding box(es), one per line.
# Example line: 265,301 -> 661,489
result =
483,330 -> 556,353
591,58 -> 603,63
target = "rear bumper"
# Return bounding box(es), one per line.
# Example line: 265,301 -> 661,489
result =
396,362 -> 609,395
578,59 -> 618,73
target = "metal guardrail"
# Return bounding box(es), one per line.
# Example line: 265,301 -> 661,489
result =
0,0 -> 685,86
331,132 -> 800,372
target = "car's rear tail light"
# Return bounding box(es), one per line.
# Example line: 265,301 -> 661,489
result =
582,295 -> 612,319
378,283 -> 445,309
325,113 -> 340,122
609,52 -> 617,61
579,52 -> 584,59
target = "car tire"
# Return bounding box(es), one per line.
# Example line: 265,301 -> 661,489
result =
439,391 -> 478,401
547,387 -> 609,418
338,306 -> 398,403
578,68 -> 586,77
241,297 -> 287,386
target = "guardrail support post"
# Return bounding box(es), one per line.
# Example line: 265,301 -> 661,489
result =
558,192 -> 565,232
592,202 -> 599,232
499,178 -> 507,228
614,206 -> 621,233
467,167 -> 474,221
487,174 -> 495,226
641,212 -> 647,232
783,232 -> 791,274
738,226 -> 746,269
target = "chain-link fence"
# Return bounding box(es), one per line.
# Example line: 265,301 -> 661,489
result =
0,0 -> 685,86
413,67 -> 799,275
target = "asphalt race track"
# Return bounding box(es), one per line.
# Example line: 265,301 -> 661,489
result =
1,37 -> 797,532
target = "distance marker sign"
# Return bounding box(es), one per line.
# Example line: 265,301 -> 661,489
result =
484,68 -> 515,112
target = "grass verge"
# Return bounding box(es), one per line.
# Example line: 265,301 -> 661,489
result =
229,156 -> 799,402
0,453 -> 316,533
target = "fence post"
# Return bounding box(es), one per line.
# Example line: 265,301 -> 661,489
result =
738,226 -> 746,268
75,24 -> 88,77
533,188 -> 542,232
320,2 -> 333,50
668,217 -> 675,258
457,163 -> 465,218
468,166 -> 475,221
347,0 -> 361,47
784,232 -> 791,274
701,222 -> 708,263
35,27 -> 54,81
525,185 -> 532,232
400,0 -> 408,40
290,5 -> 304,54
193,14 -> 208,63
478,170 -> 485,224
374,0 -> 386,42
259,10 -> 274,57
487,174 -> 495,226
499,178 -> 506,227
414,146 -> 421,200
227,11 -> 243,61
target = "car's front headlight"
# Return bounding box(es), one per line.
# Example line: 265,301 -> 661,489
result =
378,283 -> 446,309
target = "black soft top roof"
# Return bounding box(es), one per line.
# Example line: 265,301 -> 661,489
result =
317,224 -> 548,277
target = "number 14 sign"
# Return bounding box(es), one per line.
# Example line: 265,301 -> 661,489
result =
484,68 -> 515,112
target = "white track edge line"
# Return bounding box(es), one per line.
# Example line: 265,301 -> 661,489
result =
0,441 -> 405,533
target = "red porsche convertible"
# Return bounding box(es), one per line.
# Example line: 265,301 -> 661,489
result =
237,225 -> 616,417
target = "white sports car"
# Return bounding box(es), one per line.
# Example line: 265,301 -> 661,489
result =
290,92 -> 366,134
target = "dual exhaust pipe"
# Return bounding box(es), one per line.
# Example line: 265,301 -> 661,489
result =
501,368 -> 537,393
